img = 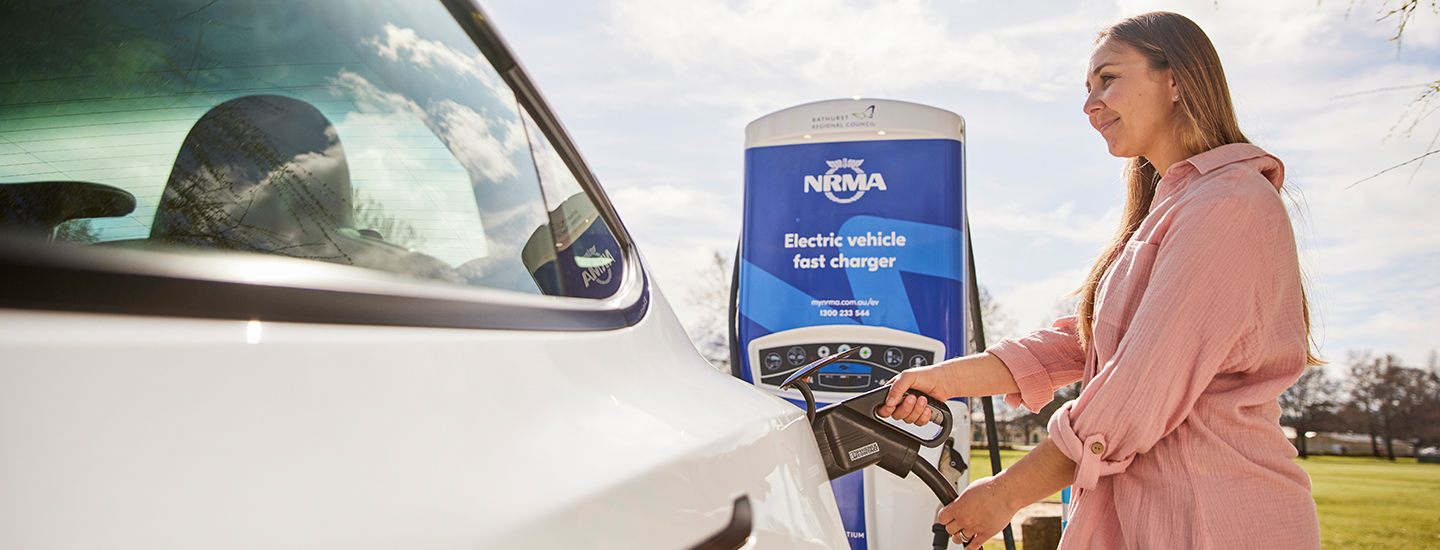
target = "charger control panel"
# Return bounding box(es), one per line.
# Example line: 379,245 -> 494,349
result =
748,325 -> 946,403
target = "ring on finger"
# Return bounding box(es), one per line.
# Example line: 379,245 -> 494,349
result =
957,528 -> 974,546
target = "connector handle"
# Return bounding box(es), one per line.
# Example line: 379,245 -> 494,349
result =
843,385 -> 952,448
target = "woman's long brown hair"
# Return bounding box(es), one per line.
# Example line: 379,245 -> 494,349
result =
1075,12 -> 1322,365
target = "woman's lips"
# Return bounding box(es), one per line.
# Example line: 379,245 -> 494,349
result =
1097,117 -> 1118,134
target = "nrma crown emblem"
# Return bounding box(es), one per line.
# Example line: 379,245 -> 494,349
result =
804,158 -> 887,204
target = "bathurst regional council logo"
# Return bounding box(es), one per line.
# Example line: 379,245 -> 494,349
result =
803,158 -> 888,204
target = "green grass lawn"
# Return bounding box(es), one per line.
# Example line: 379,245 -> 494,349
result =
966,448 -> 1029,480
1295,455 -> 1440,549
970,448 -> 1062,501
964,449 -> 1440,549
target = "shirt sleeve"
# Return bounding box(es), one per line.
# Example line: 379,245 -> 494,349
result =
1048,191 -> 1276,491
986,316 -> 1085,413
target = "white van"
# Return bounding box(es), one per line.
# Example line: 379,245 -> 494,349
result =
0,0 -> 849,547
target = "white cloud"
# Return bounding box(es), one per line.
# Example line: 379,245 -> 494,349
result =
325,71 -> 508,265
367,23 -> 513,99
971,200 -> 1121,248
426,98 -> 528,183
609,184 -> 735,230
355,26 -> 532,184
996,265 -> 1092,332
605,0 -> 1102,105
328,70 -> 527,186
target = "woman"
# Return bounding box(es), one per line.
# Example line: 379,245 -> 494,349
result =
879,12 -> 1322,549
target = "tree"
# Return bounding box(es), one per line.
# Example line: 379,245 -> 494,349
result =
1279,366 -> 1339,458
353,194 -> 424,249
53,219 -> 100,244
970,284 -> 1017,352
1417,358 -> 1440,449
684,251 -> 733,373
1346,352 -> 1386,456
1378,362 -> 1439,457
1346,351 -> 1439,459
1393,358 -> 1440,450
1006,382 -> 1080,446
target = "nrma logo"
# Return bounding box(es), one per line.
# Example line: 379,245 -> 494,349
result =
804,158 -> 887,204
576,246 -> 615,287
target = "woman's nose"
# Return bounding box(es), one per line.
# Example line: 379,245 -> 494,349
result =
1083,91 -> 1103,116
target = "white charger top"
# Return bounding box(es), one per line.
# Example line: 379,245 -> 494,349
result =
745,98 -> 965,148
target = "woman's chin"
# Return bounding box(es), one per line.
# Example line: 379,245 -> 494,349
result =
1102,139 -> 1143,160
1105,142 -> 1130,159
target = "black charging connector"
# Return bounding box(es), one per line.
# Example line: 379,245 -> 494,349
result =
782,349 -> 960,505
932,522 -> 951,550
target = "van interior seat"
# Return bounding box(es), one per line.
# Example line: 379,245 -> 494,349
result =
149,94 -> 461,283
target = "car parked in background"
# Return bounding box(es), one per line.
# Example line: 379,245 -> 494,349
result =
0,1 -> 848,547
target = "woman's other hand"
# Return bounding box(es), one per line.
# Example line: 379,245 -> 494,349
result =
938,476 -> 1020,549
939,439 -> 1077,548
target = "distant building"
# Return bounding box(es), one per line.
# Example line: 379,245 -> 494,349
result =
970,411 -> 1048,448
1281,428 -> 1415,457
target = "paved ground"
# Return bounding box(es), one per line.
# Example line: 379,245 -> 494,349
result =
990,499 -> 1063,544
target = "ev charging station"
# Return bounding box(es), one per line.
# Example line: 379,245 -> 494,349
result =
734,98 -> 971,550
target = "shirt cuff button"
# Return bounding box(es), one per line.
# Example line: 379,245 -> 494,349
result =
1090,442 -> 1105,455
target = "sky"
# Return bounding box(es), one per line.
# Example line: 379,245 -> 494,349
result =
477,0 -> 1440,370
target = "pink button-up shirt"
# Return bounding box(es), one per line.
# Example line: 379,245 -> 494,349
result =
988,144 -> 1321,549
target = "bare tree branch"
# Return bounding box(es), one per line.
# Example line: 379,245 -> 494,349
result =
1329,82 -> 1434,100
1344,149 -> 1440,188
1332,1 -> 1440,186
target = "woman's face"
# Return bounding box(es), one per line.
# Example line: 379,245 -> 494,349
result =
1083,38 -> 1181,164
